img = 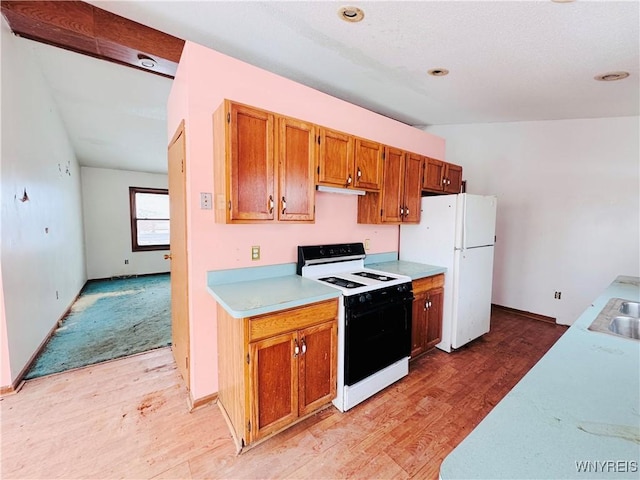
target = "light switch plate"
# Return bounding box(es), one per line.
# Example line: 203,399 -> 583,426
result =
200,192 -> 212,209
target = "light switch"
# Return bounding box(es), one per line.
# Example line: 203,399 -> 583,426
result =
200,192 -> 212,209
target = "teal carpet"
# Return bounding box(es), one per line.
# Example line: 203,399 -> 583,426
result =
25,273 -> 171,380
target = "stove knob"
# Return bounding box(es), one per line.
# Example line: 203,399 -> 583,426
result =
359,295 -> 367,303
365,293 -> 373,301
397,285 -> 405,292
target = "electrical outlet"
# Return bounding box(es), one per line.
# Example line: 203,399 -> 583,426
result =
251,246 -> 260,261
364,238 -> 371,250
200,192 -> 212,210
124,259 -> 129,265
554,291 -> 562,300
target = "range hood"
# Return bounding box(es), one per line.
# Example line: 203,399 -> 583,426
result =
316,185 -> 366,196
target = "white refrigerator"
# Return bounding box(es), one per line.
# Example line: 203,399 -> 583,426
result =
400,194 -> 497,352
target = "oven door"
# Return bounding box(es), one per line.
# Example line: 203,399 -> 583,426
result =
344,295 -> 412,386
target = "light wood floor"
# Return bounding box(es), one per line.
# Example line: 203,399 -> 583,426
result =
1,308 -> 567,480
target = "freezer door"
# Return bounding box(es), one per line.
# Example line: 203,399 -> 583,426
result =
451,245 -> 494,349
459,194 -> 497,249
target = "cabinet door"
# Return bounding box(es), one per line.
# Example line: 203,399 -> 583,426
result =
250,332 -> 298,442
422,157 -> 445,192
402,152 -> 423,223
380,147 -> 405,223
317,128 -> 354,188
229,103 -> 275,220
425,287 -> 444,350
353,138 -> 384,191
444,163 -> 463,194
278,117 -> 315,222
411,291 -> 428,358
298,321 -> 337,416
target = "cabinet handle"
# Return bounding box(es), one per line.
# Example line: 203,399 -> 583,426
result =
281,196 -> 287,214
424,301 -> 428,311
346,174 -> 352,186
400,207 -> 404,216
357,167 -> 362,178
405,207 -> 409,216
301,338 -> 307,354
268,195 -> 274,214
293,338 -> 299,357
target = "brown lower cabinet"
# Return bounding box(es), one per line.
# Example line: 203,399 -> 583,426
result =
411,274 -> 444,359
217,299 -> 338,451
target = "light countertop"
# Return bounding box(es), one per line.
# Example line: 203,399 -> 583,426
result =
440,276 -> 640,479
207,263 -> 340,318
207,256 -> 446,318
365,260 -> 447,280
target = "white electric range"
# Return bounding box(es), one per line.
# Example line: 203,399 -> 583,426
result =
297,243 -> 413,412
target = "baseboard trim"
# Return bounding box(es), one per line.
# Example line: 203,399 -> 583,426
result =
0,379 -> 25,396
492,304 -> 556,324
88,272 -> 171,282
189,392 -> 218,412
3,284 -> 85,393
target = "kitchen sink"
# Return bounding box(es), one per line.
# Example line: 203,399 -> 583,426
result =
620,301 -> 640,317
608,316 -> 640,339
588,297 -> 640,341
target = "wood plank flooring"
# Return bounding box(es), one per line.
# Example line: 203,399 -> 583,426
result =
1,308 -> 567,479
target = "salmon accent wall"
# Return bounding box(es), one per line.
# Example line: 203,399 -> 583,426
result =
167,41 -> 446,401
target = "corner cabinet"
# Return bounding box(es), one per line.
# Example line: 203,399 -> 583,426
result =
316,127 -> 383,192
217,299 -> 338,451
357,148 -> 422,224
213,100 -> 315,223
423,157 -> 463,194
411,274 -> 444,359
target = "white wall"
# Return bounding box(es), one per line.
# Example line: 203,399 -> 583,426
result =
81,166 -> 169,279
1,20 -> 87,385
427,116 -> 640,325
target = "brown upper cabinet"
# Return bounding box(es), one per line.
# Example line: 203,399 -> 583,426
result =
353,138 -> 384,191
316,127 -> 354,188
317,127 -> 383,192
422,157 -> 463,194
213,100 -> 315,223
357,148 -> 423,224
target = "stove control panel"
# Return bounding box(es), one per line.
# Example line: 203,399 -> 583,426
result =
297,242 -> 367,275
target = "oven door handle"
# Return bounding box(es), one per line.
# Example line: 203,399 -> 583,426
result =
348,299 -> 412,320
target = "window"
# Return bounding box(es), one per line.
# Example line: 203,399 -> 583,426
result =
129,187 -> 170,251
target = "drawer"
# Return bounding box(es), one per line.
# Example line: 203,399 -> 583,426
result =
248,299 -> 338,342
412,274 -> 445,294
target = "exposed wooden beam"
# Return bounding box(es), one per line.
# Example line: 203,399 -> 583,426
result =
1,0 -> 184,79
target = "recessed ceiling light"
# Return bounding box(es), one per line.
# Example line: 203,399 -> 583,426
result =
338,6 -> 364,23
551,0 -> 576,3
594,71 -> 630,82
137,53 -> 157,69
428,68 -> 449,77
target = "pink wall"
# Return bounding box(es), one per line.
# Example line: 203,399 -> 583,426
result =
168,41 -> 446,401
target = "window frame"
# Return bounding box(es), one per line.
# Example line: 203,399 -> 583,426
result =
129,186 -> 170,252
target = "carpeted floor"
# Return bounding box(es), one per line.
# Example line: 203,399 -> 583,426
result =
25,273 -> 171,379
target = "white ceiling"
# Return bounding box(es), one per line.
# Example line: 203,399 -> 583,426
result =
23,1 -> 640,174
